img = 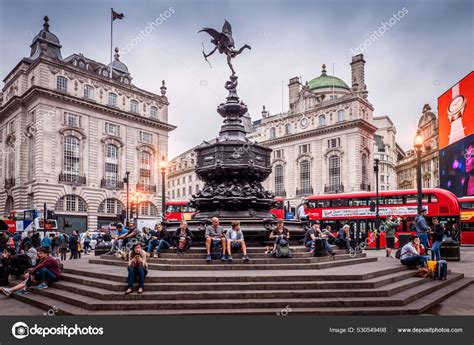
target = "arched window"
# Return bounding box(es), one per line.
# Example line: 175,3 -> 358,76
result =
55,195 -> 87,213
274,165 -> 285,196
328,156 -> 341,192
299,160 -> 311,193
108,93 -> 117,106
318,115 -> 326,127
139,151 -> 152,186
130,99 -> 139,113
269,127 -> 276,139
7,144 -> 15,179
63,136 -> 80,182
84,85 -> 94,99
150,106 -> 158,119
5,196 -> 14,215
56,76 -> 68,92
284,123 -> 292,135
139,201 -> 157,216
98,198 -> 124,214
105,144 -> 119,186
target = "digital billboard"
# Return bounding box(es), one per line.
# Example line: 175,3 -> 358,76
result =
438,71 -> 474,150
439,133 -> 474,197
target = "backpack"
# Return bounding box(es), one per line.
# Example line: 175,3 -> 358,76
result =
275,239 -> 292,258
210,239 -> 222,259
313,238 -> 328,257
395,248 -> 402,259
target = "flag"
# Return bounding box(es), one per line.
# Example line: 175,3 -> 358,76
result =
112,9 -> 124,21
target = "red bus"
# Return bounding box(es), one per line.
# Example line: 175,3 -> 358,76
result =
165,200 -> 197,221
304,188 -> 460,249
459,196 -> 474,246
271,197 -> 285,219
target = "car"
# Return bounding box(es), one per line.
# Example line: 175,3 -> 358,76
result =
79,231 -> 100,250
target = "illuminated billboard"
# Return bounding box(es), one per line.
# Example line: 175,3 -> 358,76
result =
439,134 -> 474,197
438,71 -> 474,150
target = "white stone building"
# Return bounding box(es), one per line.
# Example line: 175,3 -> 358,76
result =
0,17 -> 175,231
395,104 -> 439,189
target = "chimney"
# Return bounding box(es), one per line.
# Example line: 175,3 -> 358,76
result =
350,54 -> 367,96
288,77 -> 300,106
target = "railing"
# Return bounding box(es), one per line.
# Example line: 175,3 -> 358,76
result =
59,172 -> 86,185
296,187 -> 313,196
4,178 -> 15,189
324,184 -> 344,194
136,183 -> 157,193
100,178 -> 124,190
274,190 -> 287,197
360,183 -> 371,191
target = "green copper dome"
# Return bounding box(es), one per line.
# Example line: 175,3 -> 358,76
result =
308,64 -> 350,91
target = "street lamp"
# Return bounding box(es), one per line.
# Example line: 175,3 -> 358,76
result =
123,171 -> 130,226
374,158 -> 380,250
414,129 -> 424,212
159,155 -> 167,221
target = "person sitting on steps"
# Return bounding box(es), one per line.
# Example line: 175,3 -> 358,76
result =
269,219 -> 290,254
399,235 -> 428,269
147,223 -> 171,257
226,220 -> 250,261
304,222 -> 336,256
335,224 -> 352,251
125,243 -> 147,295
172,221 -> 193,254
205,217 -> 226,262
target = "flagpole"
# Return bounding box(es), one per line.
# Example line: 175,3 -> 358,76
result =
110,8 -> 113,79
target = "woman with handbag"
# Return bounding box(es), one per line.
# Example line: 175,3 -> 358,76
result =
172,221 -> 193,254
125,243 -> 148,295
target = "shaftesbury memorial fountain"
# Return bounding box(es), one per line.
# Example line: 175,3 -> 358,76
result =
185,21 -> 304,240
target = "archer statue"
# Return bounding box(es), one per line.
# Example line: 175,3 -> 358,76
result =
199,20 -> 251,76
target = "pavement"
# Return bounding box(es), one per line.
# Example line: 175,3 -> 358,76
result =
0,249 -> 473,316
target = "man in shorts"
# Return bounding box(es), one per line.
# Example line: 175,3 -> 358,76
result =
226,221 -> 249,261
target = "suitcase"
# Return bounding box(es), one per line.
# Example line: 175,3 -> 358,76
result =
440,239 -> 460,261
434,260 -> 448,280
314,238 -> 328,257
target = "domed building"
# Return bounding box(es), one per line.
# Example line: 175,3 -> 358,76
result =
246,54 -> 400,213
0,16 -> 176,231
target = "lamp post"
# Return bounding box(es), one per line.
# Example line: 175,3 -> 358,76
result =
414,129 -> 424,212
159,155 -> 167,220
374,158 -> 380,250
123,171 -> 130,226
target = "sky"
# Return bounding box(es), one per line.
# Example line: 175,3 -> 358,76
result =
0,0 -> 472,158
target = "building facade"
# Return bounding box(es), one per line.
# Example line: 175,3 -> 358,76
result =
0,17 -> 175,231
168,54 -> 401,209
395,104 -> 439,189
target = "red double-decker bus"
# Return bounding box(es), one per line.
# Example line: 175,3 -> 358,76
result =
303,188 -> 460,249
459,196 -> 474,246
165,200 -> 197,221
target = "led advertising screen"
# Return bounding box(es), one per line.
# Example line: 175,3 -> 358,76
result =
438,71 -> 474,150
440,133 -> 474,197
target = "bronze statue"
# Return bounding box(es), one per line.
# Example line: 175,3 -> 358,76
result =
199,20 -> 251,76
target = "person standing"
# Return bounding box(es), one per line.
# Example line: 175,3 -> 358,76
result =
430,217 -> 444,261
414,208 -> 430,255
383,216 -> 401,258
59,231 -> 69,261
68,230 -> 79,260
83,231 -> 92,255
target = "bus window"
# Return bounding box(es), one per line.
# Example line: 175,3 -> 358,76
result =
332,199 -> 349,207
349,198 -> 368,206
460,202 -> 474,209
429,194 -> 438,203
384,196 -> 404,205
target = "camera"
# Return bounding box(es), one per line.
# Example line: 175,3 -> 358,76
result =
14,325 -> 29,337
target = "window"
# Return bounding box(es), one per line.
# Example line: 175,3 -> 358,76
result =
182,177 -> 186,184
150,106 -> 158,119
269,127 -> 276,139
130,100 -> 139,113
172,190 -> 175,199
328,138 -> 340,148
64,113 -> 81,128
105,144 -> 119,185
108,93 -> 117,106
98,198 -> 123,214
284,123 -> 292,135
7,145 -> 15,179
140,131 -> 153,144
195,185 -> 200,193
361,154 -> 368,186
188,186 -> 192,195
28,137 -> 35,180
337,110 -> 345,122
188,175 -> 192,182
177,189 -> 180,197
84,85 -> 94,99
139,151 -> 152,186
57,76 -> 68,92
182,187 -> 185,195
328,156 -> 341,190
274,149 -> 284,159
105,122 -> 120,136
300,160 -> 311,191
299,144 -> 311,154
63,136 -> 80,180
139,202 -> 157,216
274,165 -> 284,195
56,195 -> 87,213
8,121 -> 14,134
318,115 -> 326,127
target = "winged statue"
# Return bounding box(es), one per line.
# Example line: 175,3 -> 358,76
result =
199,20 -> 251,76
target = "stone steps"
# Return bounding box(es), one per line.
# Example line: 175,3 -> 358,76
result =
172,246 -> 328,254
154,250 -> 347,259
60,269 -> 416,292
15,273 -> 467,311
89,255 -> 375,271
